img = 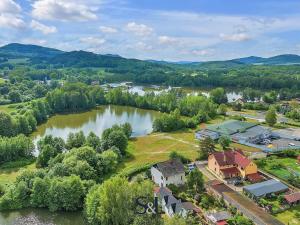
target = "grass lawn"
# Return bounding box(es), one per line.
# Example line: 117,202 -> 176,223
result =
0,162 -> 36,186
118,131 -> 198,174
231,143 -> 261,153
275,205 -> 300,225
0,78 -> 5,84
258,157 -> 300,181
0,103 -> 22,114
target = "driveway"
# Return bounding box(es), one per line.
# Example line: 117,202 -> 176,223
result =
196,161 -> 243,191
196,161 -> 284,225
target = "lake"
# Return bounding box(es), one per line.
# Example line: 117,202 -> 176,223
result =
104,83 -> 242,102
32,105 -> 162,146
0,85 -> 241,224
0,105 -> 162,225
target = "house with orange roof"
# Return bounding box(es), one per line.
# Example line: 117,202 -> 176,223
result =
208,150 -> 261,181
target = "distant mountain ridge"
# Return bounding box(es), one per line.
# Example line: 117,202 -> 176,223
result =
0,43 -> 300,67
0,43 -> 64,58
233,54 -> 300,65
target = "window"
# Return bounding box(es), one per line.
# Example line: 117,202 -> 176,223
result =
181,176 -> 183,180
166,177 -> 168,181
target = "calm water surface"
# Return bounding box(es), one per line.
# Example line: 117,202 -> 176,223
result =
0,105 -> 161,224
0,209 -> 85,225
32,105 -> 162,145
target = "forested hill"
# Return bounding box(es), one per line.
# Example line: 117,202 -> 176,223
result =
0,43 -> 64,58
2,43 -> 300,90
1,43 -> 300,67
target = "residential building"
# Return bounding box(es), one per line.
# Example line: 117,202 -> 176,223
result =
208,150 -> 259,179
154,187 -> 200,218
205,211 -> 231,225
234,98 -> 246,106
151,159 -> 185,187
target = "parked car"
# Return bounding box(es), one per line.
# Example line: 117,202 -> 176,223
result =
187,163 -> 196,172
288,143 -> 295,146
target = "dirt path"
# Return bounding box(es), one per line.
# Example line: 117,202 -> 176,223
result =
153,133 -> 198,148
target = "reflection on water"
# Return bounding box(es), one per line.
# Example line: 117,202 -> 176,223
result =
125,85 -> 242,103
32,105 -> 162,146
0,209 -> 85,225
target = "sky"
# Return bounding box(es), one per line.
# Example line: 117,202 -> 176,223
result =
1,0 -> 300,61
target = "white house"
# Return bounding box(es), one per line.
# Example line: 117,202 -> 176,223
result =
151,159 -> 186,187
154,187 -> 200,218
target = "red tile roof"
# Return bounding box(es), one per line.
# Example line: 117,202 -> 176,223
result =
220,167 -> 240,176
284,192 -> 300,204
211,150 -> 252,168
247,173 -> 264,183
217,221 -> 228,225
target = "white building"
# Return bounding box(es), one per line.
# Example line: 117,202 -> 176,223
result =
151,159 -> 186,187
154,187 -> 199,218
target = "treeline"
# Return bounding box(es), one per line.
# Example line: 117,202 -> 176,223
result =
0,135 -> 34,163
0,83 -> 105,137
0,124 -> 130,211
0,83 -> 218,137
0,67 -> 60,105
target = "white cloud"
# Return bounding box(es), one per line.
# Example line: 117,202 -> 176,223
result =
0,14 -> 25,29
0,0 -> 21,14
80,37 -> 106,46
30,20 -> 57,34
136,42 -> 153,50
21,38 -> 47,45
158,36 -> 178,45
0,0 -> 24,29
220,32 -> 251,42
125,22 -> 153,36
191,49 -> 214,56
99,26 -> 117,33
32,0 -> 98,22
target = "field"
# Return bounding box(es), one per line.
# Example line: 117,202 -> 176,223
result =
275,205 -> 300,225
0,162 -> 36,186
257,156 -> 300,181
118,131 -> 199,174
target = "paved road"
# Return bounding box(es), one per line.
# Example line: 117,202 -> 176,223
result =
227,111 -> 288,123
196,161 -> 285,225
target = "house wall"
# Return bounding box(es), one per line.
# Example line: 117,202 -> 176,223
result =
151,167 -> 185,187
208,155 -> 220,175
165,173 -> 186,186
151,167 -> 164,187
243,163 -> 257,177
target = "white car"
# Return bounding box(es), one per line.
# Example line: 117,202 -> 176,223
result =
288,143 -> 295,146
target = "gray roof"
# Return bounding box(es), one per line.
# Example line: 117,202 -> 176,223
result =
155,159 -> 185,177
181,202 -> 196,211
243,179 -> 288,197
206,211 -> 231,222
166,195 -> 182,214
231,125 -> 271,141
156,187 -> 172,200
196,129 -> 220,140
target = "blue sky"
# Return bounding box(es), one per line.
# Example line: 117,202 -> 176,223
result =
1,0 -> 300,61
